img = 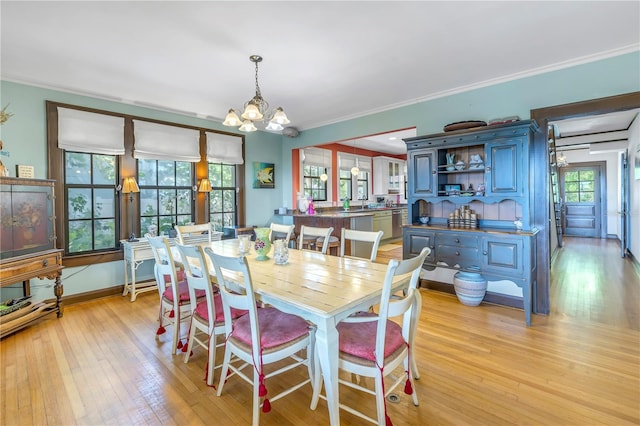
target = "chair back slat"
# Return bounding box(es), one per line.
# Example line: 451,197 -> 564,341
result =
175,223 -> 216,245
148,236 -> 181,300
298,225 -> 334,254
204,248 -> 261,354
176,244 -> 216,315
269,223 -> 295,245
340,229 -> 384,262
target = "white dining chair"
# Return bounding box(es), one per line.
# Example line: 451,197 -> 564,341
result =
310,247 -> 430,425
340,228 -> 384,262
148,236 -> 197,354
176,244 -> 247,386
269,223 -> 295,246
175,222 -> 219,245
206,248 -> 317,426
298,225 -> 334,254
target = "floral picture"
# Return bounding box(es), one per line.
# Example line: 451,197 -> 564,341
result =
253,162 -> 275,188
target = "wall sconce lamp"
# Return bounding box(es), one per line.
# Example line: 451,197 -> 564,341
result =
198,179 -> 212,218
122,177 -> 140,242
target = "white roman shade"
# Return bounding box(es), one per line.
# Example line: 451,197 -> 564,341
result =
302,147 -> 332,168
133,119 -> 201,162
206,132 -> 244,164
338,153 -> 371,172
57,107 -> 125,155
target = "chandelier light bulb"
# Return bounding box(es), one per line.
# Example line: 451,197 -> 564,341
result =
272,107 -> 290,125
223,109 -> 241,126
242,103 -> 263,121
239,119 -> 257,132
265,121 -> 284,131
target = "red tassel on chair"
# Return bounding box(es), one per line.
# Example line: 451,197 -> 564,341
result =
156,326 -> 166,335
404,377 -> 413,395
181,343 -> 189,353
177,340 -> 183,349
169,310 -> 175,318
262,398 -> 271,413
258,373 -> 267,397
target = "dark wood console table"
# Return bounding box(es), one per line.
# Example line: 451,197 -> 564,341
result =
0,249 -> 64,338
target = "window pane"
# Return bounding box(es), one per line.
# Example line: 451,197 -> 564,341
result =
140,189 -> 158,215
222,164 -> 235,187
579,170 -> 594,181
566,193 -> 579,202
564,171 -> 579,182
159,189 -> 176,215
158,161 -> 176,186
209,164 -> 222,187
176,161 -> 192,186
94,219 -> 115,249
68,220 -> 92,253
93,188 -> 114,219
581,192 -> 594,202
222,189 -> 235,212
159,216 -> 174,234
92,155 -> 116,185
140,216 -> 158,236
210,213 -> 223,231
176,215 -> 191,225
66,152 -> 92,185
176,189 -> 191,214
138,159 -> 157,186
68,188 -> 92,219
565,182 -> 579,192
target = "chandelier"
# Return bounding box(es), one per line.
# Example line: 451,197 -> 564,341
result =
223,55 -> 290,132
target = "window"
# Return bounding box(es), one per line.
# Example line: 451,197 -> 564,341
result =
65,152 -> 118,254
564,169 -> 595,202
338,169 -> 352,201
303,164 -> 327,201
47,101 -> 245,266
208,163 -> 237,231
138,159 -> 194,236
356,171 -> 370,201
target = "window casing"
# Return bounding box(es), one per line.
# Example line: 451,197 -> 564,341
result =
303,165 -> 328,201
338,169 -> 352,201
64,152 -> 119,254
138,159 -> 194,236
208,163 -> 237,231
46,101 -> 245,267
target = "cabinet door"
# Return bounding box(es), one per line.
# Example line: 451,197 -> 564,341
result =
485,138 -> 523,196
373,157 -> 388,194
408,149 -> 436,198
403,229 -> 436,265
481,235 -> 524,276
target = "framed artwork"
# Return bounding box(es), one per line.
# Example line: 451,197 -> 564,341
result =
635,145 -> 640,180
253,162 -> 275,188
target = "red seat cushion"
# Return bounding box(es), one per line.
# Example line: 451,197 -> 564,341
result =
162,280 -> 204,303
337,312 -> 405,361
232,307 -> 309,349
194,294 -> 248,323
163,270 -> 186,283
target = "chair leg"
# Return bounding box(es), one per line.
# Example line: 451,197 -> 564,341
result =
206,332 -> 216,386
374,372 -> 387,425
216,345 -> 233,396
252,370 -> 261,426
183,320 -> 196,363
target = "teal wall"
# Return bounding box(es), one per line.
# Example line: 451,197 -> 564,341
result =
0,51 -> 638,299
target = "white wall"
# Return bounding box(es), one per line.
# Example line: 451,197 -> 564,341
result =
629,117 -> 640,258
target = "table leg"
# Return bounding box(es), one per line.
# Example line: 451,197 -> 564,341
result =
315,317 -> 340,426
129,260 -> 138,302
122,259 -> 130,297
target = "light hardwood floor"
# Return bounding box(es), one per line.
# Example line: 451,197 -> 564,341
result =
1,237 -> 639,425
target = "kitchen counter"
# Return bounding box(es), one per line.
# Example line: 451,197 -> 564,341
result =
404,223 -> 539,236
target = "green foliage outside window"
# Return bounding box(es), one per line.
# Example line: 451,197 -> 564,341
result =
65,152 -> 117,254
209,163 -> 236,231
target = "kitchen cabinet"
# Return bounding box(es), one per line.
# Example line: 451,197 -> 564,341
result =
373,156 -> 405,195
372,210 -> 393,240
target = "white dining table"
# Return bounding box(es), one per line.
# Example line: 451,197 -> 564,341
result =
199,239 -> 409,426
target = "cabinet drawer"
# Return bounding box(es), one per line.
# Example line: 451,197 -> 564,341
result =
436,246 -> 480,269
0,251 -> 62,285
437,233 -> 478,248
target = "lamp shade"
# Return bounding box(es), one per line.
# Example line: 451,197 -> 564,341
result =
122,177 -> 139,193
241,103 -> 263,121
239,119 -> 257,132
223,109 -> 241,127
198,179 -> 212,193
271,107 -> 290,125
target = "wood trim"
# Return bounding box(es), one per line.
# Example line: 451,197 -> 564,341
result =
45,100 -> 246,267
61,285 -> 127,306
529,91 -> 640,316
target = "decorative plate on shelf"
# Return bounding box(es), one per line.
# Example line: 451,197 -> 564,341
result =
443,120 -> 487,132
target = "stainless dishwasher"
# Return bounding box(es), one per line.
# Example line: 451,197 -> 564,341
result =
392,209 -> 403,238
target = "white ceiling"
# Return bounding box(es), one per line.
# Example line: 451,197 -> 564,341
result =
2,1 -> 639,155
